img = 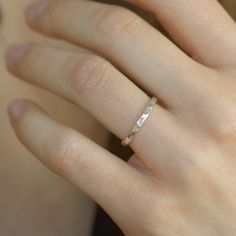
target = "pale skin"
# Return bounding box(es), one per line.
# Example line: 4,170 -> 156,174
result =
0,0 -> 110,235
5,0 -> 236,235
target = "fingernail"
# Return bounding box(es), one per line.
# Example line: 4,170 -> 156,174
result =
7,100 -> 31,121
5,44 -> 29,66
26,0 -> 49,23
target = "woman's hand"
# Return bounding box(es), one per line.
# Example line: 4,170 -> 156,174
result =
5,0 -> 236,235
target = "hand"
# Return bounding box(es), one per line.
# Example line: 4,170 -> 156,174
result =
5,0 -> 236,235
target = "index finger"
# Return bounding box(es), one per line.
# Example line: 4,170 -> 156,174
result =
125,0 -> 236,69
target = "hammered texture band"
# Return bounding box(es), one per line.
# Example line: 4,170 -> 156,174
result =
121,97 -> 157,146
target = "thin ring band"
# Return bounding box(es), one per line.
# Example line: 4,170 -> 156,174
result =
121,97 -> 157,146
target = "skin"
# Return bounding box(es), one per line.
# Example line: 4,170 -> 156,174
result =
4,0 -> 236,235
0,0 -> 109,235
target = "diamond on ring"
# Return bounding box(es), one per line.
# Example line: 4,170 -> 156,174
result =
121,97 -> 157,146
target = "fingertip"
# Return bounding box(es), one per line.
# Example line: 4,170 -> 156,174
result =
5,44 -> 30,68
25,0 -> 49,24
7,99 -> 33,123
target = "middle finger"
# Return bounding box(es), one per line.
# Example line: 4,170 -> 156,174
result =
5,44 -> 191,175
25,0 -> 199,108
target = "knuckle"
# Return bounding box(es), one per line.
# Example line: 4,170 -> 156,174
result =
66,56 -> 112,96
47,129 -> 85,175
94,6 -> 139,42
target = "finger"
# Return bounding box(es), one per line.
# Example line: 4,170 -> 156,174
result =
6,44 -> 190,175
24,0 -> 198,108
125,0 -> 236,69
7,99 -> 154,231
39,39 -> 94,55
128,154 -> 151,175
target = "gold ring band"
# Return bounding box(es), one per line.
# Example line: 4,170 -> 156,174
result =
121,97 -> 157,146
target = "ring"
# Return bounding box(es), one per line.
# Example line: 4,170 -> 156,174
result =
121,97 -> 157,146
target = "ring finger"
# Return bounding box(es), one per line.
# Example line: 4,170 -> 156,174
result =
5,44 -> 192,175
